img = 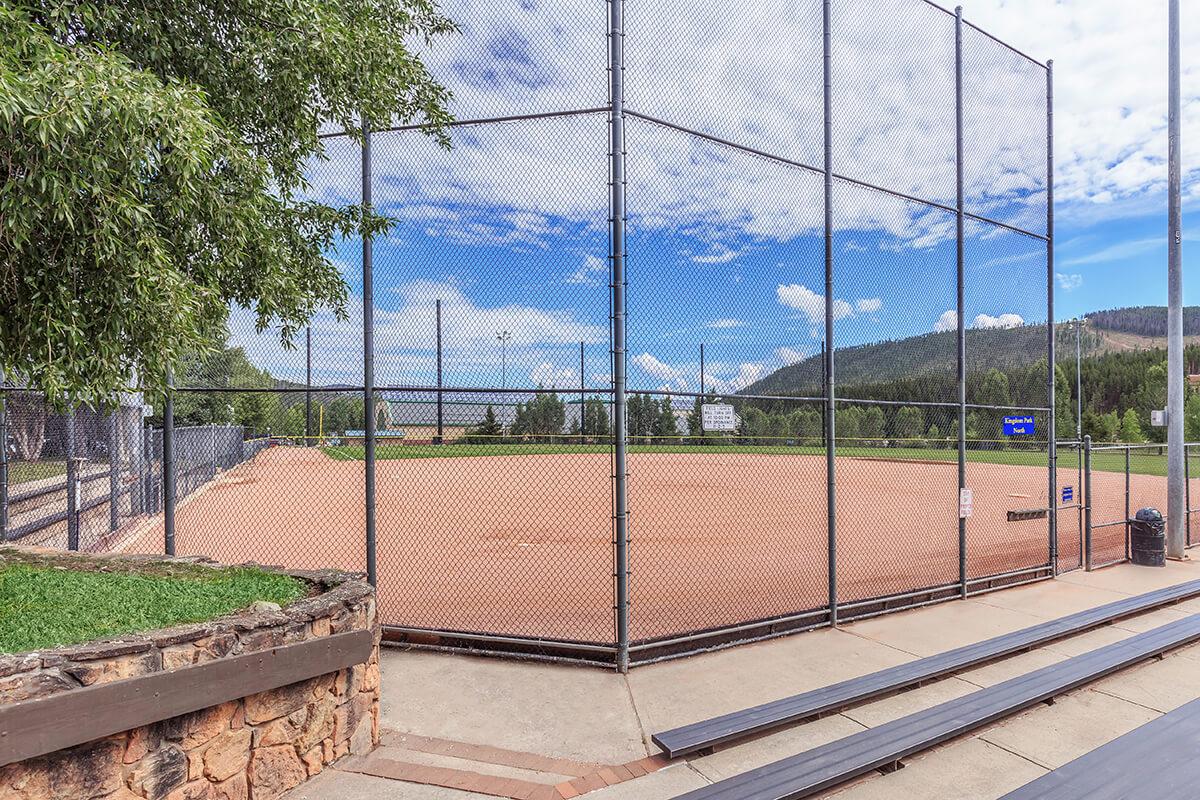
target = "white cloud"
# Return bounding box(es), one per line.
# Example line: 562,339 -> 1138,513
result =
566,254 -> 608,286
775,346 -> 809,365
631,352 -> 686,388
933,310 -> 958,333
777,284 -> 853,325
706,318 -> 743,329
973,313 -> 1025,329
855,297 -> 883,314
1056,272 -> 1084,291
530,361 -> 576,388
691,243 -> 740,264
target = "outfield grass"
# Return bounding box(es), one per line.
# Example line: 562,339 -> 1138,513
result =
8,459 -> 67,487
320,441 -> 1174,477
0,555 -> 307,653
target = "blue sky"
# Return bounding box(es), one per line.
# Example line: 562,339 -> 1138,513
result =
227,0 -> 1197,394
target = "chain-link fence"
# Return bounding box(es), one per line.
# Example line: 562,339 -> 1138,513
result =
4,0 -> 1063,669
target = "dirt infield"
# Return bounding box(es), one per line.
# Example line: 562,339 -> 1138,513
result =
116,446 -> 1182,644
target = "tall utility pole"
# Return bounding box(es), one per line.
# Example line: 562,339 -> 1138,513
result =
1167,0 -> 1185,559
1076,317 -> 1083,440
497,330 -> 512,389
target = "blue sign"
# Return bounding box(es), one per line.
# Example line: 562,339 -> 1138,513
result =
1062,485 -> 1074,504
1003,415 -> 1036,436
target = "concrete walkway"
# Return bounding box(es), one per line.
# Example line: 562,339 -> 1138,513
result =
287,559 -> 1200,800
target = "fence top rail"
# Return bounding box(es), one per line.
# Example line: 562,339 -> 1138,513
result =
1090,443 -> 1194,452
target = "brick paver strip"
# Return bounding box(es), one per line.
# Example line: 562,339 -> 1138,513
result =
344,730 -> 674,798
384,731 -> 601,778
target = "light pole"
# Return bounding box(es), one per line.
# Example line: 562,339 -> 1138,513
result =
1167,0 -> 1185,558
497,330 -> 512,389
1076,317 -> 1083,440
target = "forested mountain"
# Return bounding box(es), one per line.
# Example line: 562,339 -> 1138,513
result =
1087,306 -> 1200,338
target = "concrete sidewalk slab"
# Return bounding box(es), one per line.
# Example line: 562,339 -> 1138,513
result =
286,769 -> 493,799
290,560 -> 1200,800
826,737 -> 1047,800
968,579 -> 1130,620
625,626 -> 913,736
842,597 -> 1044,656
978,688 -> 1158,769
839,675 -> 979,728
1092,649 -> 1200,713
686,714 -> 866,784
379,650 -> 646,765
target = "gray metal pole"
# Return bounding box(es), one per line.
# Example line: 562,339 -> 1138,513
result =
66,455 -> 80,551
580,341 -> 586,441
823,0 -> 838,626
1047,60 -> 1058,574
305,326 -> 312,447
1083,435 -> 1093,570
700,343 -> 705,397
163,375 -> 175,555
108,407 -> 118,533
0,384 -> 7,541
436,299 -> 443,445
1075,318 -> 1083,440
363,117 -> 377,586
1125,446 -> 1131,561
955,7 -> 968,599
609,0 -> 630,672
1167,0 -> 1186,559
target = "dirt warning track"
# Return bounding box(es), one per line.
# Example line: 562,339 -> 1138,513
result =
117,446 -> 1172,644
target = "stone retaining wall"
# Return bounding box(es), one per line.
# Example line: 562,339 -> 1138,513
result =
0,553 -> 380,800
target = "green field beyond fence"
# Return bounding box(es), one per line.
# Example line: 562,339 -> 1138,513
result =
318,441 -> 1171,478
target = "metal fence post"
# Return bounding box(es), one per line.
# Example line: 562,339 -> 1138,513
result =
363,116 -> 377,588
66,455 -> 81,551
823,0 -> 838,626
955,6 -> 968,598
436,298 -> 444,445
1083,436 -> 1093,570
1124,446 -> 1131,562
163,376 -> 176,556
0,384 -> 7,541
1046,59 -> 1057,576
609,0 -> 631,672
1187,443 -> 1193,546
108,407 -> 119,533
305,326 -> 313,447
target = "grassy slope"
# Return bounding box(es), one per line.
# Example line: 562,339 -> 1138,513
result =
321,442 -> 1174,477
0,559 -> 306,653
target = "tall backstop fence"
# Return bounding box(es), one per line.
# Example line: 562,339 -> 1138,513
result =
1,0 -> 1079,668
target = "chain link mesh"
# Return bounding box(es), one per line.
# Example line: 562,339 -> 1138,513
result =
2,0 -> 1060,664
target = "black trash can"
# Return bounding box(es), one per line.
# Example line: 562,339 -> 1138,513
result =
1130,507 -> 1166,567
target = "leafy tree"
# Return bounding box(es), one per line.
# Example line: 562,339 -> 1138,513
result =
1186,393 -> 1200,442
976,369 -> 1012,445
511,394 -> 566,441
583,397 -> 610,441
653,399 -> 678,441
737,406 -> 767,445
836,406 -> 862,444
1119,408 -> 1145,443
465,405 -> 503,444
927,422 -> 943,449
1,1 -> 454,405
893,406 -> 925,446
859,406 -> 885,443
787,407 -> 822,446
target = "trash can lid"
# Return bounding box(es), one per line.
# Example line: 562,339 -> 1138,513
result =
1135,507 -> 1164,522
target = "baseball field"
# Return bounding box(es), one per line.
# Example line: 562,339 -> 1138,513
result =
114,443 -> 1179,643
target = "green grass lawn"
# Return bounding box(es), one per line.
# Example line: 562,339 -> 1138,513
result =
320,441 -> 1174,477
8,459 -> 67,487
0,554 -> 307,654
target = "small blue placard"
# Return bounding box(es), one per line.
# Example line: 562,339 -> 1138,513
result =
1062,485 -> 1074,504
1003,415 -> 1036,436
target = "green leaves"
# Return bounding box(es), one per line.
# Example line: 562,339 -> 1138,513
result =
0,0 -> 454,405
